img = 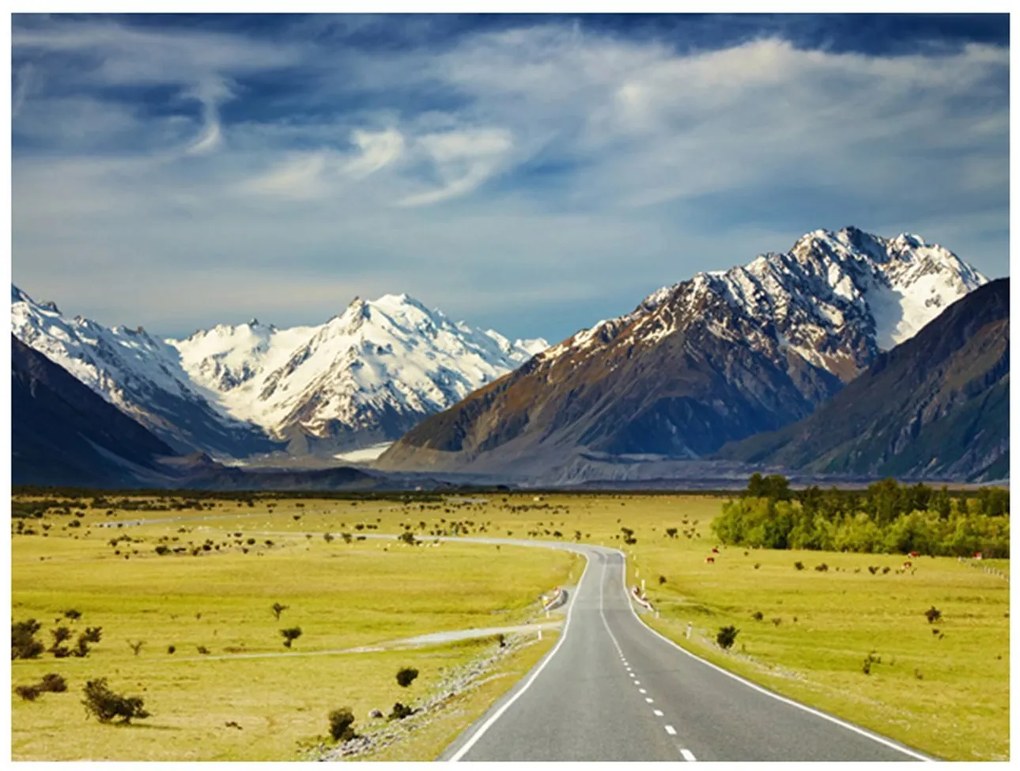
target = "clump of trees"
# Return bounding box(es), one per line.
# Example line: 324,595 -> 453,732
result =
712,476 -> 1009,557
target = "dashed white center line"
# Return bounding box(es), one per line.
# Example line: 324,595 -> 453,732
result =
680,748 -> 697,761
653,709 -> 664,717
639,688 -> 647,694
645,697 -> 654,703
664,725 -> 677,736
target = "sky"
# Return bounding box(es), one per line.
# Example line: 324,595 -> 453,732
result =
10,12 -> 1011,344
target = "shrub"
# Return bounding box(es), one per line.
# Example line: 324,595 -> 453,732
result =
81,679 -> 150,723
328,707 -> 357,742
862,651 -> 881,675
658,575 -> 667,585
51,626 -> 73,647
814,563 -> 829,572
398,531 -> 417,546
40,673 -> 67,693
12,619 -> 44,660
271,602 -> 288,621
64,609 -> 82,621
794,561 -> 804,571
716,625 -> 739,650
281,627 -> 302,648
15,685 -> 41,701
396,667 -> 419,688
751,611 -> 763,621
388,702 -> 414,720
925,606 -> 942,624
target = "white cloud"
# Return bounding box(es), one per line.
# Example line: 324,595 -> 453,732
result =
399,127 -> 514,207
344,128 -> 405,179
11,17 -> 1009,343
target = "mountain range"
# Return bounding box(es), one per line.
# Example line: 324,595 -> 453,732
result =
718,279 -> 1008,482
13,226 -> 1005,488
377,227 -> 991,482
12,287 -> 545,461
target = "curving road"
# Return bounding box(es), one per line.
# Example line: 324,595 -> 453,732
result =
440,542 -> 931,762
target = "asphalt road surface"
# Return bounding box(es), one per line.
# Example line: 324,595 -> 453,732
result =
441,543 -> 931,762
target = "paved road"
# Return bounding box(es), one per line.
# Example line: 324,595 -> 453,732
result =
441,544 -> 931,762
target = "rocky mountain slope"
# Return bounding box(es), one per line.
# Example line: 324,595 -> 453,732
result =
12,334 -> 178,487
378,227 -> 988,481
12,286 -> 276,458
13,333 -> 391,491
717,279 -> 1009,482
12,286 -> 545,459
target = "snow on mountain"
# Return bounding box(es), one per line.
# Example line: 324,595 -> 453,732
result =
12,285 -> 546,458
11,285 -> 276,458
541,226 -> 986,382
169,293 -> 547,450
379,226 -> 991,478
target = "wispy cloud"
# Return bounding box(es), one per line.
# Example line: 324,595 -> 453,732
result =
11,14 -> 1009,342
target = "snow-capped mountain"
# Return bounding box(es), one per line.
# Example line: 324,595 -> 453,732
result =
11,285 -> 278,458
170,294 -> 547,453
11,285 -> 547,459
379,227 -> 989,479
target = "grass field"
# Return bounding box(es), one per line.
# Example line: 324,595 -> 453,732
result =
10,496 -> 580,761
10,491 -> 1009,761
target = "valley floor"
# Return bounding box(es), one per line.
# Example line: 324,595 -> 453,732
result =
10,491 -> 1009,761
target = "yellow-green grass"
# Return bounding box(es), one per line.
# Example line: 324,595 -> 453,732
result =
11,498 -> 580,761
12,492 -> 1009,761
604,497 -> 1009,762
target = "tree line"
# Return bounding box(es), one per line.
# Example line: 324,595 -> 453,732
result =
713,475 -> 1009,557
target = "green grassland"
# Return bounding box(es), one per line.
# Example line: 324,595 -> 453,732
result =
10,496 -> 579,761
11,491 -> 1009,761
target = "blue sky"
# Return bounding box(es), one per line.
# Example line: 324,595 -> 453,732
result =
11,13 -> 1010,343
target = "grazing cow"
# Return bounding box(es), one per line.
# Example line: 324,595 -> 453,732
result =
902,561 -> 912,569
909,551 -> 920,558
711,547 -> 720,554
705,556 -> 715,564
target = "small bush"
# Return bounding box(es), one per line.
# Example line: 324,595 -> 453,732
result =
328,707 -> 357,742
15,685 -> 41,701
794,561 -> 804,571
751,611 -> 763,621
814,563 -> 829,572
716,625 -> 739,650
281,627 -> 302,648
40,673 -> 67,693
271,602 -> 288,621
396,667 -> 419,688
862,651 -> 881,676
388,702 -> 414,720
81,678 -> 150,724
658,575 -> 667,585
12,619 -> 45,660
167,645 -> 176,654
925,606 -> 942,624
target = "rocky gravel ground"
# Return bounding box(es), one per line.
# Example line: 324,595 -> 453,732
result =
313,631 -> 542,761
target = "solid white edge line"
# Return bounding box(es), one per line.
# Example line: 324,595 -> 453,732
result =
447,546 -> 592,762
612,547 -> 935,763
680,748 -> 697,761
